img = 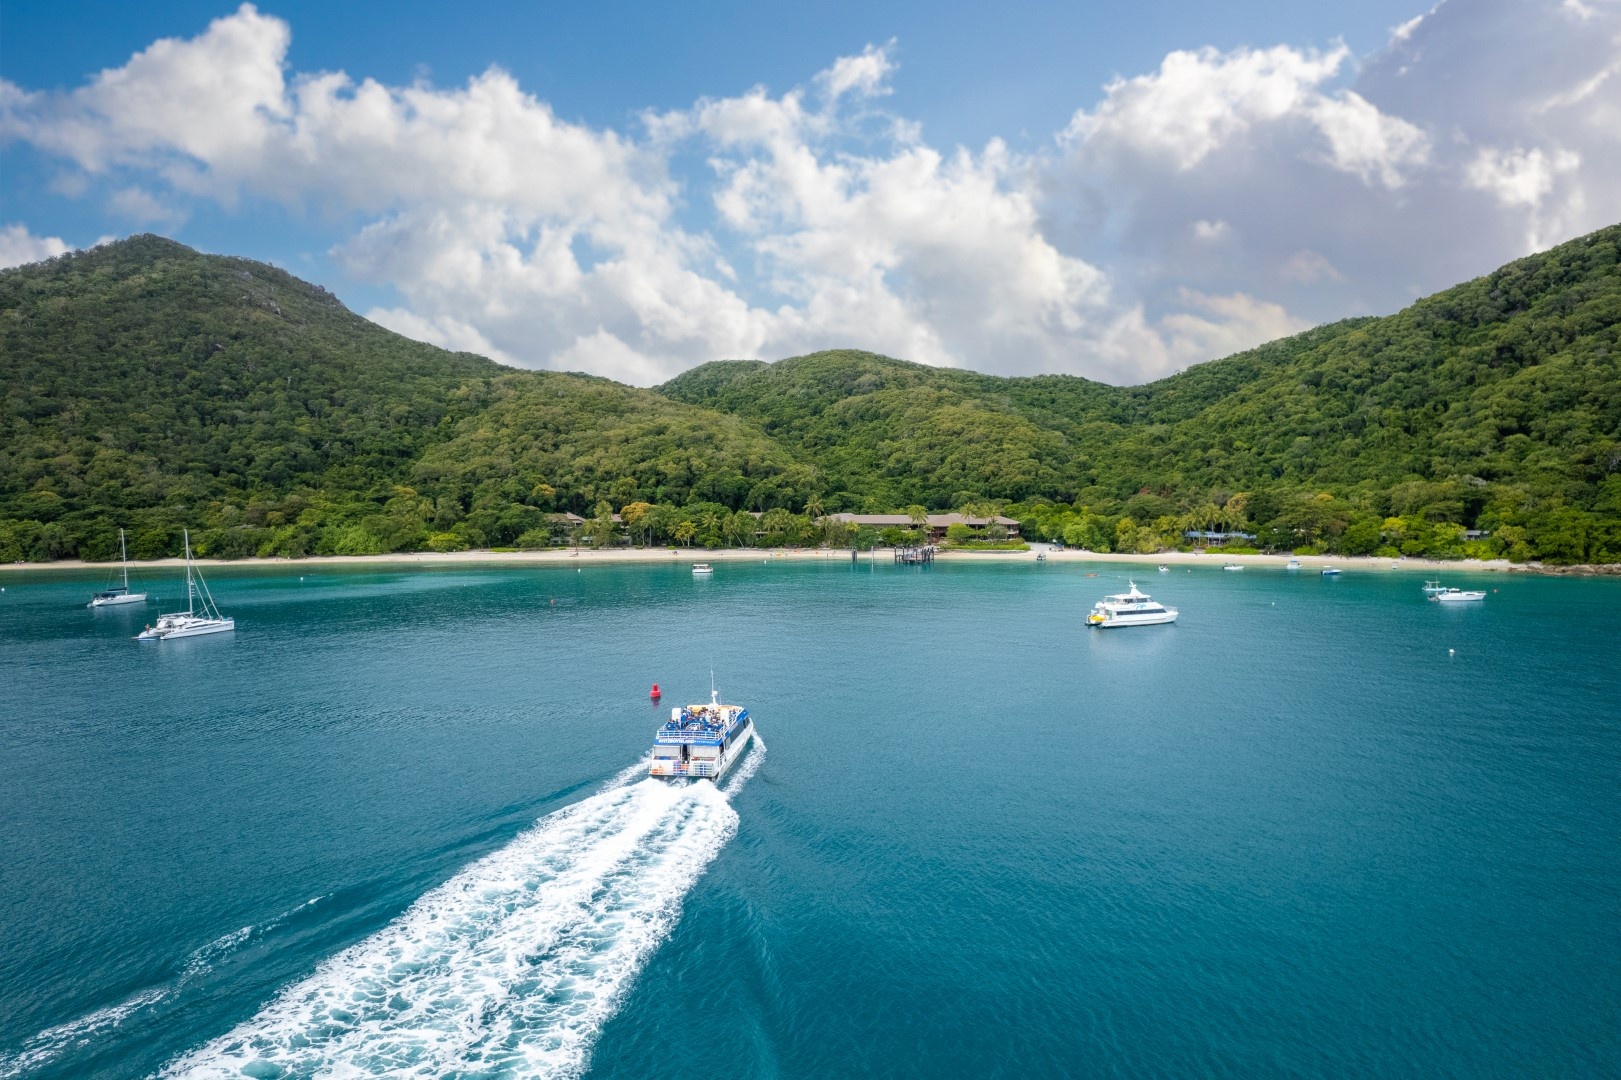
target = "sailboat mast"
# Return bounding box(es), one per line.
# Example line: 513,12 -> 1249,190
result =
184,529 -> 195,615
120,528 -> 129,590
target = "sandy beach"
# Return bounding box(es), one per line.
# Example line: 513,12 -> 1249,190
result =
5,545 -> 1613,575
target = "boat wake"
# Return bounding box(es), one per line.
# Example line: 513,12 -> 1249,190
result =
721,736 -> 767,794
163,764 -> 757,1079
0,896 -> 327,1079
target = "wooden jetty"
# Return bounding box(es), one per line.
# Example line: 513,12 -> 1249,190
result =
895,546 -> 935,564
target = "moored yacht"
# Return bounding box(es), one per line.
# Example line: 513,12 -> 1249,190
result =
1087,581 -> 1178,627
692,563 -> 714,576
88,529 -> 147,607
1222,563 -> 1244,571
136,530 -> 234,640
1286,559 -> 1301,570
650,684 -> 755,780
1430,587 -> 1486,602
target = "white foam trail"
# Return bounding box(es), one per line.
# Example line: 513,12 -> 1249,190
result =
0,987 -> 170,1079
600,758 -> 650,792
0,898 -> 324,1079
720,738 -> 766,797
164,778 -> 740,1079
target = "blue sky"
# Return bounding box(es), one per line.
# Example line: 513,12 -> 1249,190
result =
4,0 -> 1619,383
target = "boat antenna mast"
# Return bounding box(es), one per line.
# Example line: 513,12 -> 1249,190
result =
710,665 -> 719,707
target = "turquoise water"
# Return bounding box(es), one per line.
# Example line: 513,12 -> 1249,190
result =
1,559 -> 1617,1078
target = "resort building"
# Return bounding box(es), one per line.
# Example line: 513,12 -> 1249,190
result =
1182,530 -> 1256,544
822,513 -> 1021,543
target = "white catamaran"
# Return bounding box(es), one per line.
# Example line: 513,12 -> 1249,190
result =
88,528 -> 147,607
135,530 -> 234,640
1087,581 -> 1179,627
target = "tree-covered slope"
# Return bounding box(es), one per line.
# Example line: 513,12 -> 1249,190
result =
658,349 -> 1117,505
659,227 -> 1621,559
0,236 -> 807,559
3,225 -> 1617,564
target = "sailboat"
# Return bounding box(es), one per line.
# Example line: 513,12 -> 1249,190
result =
88,529 -> 147,607
135,530 -> 234,640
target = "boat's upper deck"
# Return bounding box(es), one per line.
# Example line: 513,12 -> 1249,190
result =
1098,583 -> 1160,607
656,703 -> 750,745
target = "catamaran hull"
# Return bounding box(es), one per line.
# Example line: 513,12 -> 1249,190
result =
1089,612 -> 1178,627
160,618 -> 235,638
89,593 -> 148,607
651,719 -> 755,782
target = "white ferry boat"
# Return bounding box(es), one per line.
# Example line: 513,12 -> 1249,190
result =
1430,587 -> 1486,603
650,686 -> 755,780
1087,581 -> 1178,628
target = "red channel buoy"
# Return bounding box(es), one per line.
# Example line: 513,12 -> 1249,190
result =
650,683 -> 661,700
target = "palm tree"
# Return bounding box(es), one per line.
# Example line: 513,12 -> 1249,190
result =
956,501 -> 981,540
591,499 -> 617,547
674,520 -> 696,547
800,494 -> 826,547
726,511 -> 755,548
975,500 -> 1004,541
905,504 -> 929,546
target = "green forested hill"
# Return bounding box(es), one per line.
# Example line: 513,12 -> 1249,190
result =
0,236 -> 809,559
3,227 -> 1619,564
661,227 -> 1621,561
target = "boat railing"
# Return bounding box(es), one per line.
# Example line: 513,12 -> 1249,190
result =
652,760 -> 717,777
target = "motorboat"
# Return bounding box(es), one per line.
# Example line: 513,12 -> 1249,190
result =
1158,564 -> 1170,573
1286,559 -> 1301,570
692,563 -> 714,576
1222,563 -> 1244,571
650,683 -> 755,781
1321,567 -> 1342,576
1430,588 -> 1486,602
135,530 -> 233,640
88,529 -> 147,607
1087,581 -> 1178,627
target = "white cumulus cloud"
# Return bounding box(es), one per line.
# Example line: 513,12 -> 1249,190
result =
2,0 -> 1619,384
0,224 -> 70,269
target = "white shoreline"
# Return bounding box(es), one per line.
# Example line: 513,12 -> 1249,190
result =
3,545 -> 1609,575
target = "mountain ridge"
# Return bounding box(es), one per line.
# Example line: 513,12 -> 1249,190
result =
2,227 -> 1617,563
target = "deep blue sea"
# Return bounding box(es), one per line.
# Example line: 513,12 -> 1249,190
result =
2,557 -> 1618,1078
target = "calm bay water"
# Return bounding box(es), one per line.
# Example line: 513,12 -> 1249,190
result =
1,558 -> 1617,1078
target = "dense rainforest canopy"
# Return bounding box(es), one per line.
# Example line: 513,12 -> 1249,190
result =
3,228 -> 1618,563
